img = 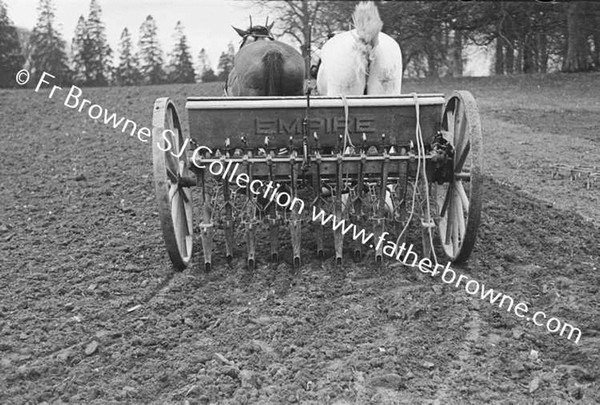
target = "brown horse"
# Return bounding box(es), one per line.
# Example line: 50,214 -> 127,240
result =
226,22 -> 305,96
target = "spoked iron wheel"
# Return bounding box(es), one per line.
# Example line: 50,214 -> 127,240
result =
433,91 -> 483,263
152,98 -> 194,270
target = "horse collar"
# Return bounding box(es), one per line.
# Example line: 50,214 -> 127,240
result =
241,32 -> 274,48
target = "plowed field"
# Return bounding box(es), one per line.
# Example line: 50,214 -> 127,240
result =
1,73 -> 599,404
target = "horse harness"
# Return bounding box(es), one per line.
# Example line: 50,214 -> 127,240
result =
226,25 -> 276,95
240,26 -> 274,48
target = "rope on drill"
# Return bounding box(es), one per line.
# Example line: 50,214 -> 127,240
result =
413,93 -> 438,265
341,95 -> 355,154
340,95 -> 355,206
394,93 -> 438,265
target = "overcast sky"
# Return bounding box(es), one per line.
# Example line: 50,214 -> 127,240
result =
4,0 -> 271,70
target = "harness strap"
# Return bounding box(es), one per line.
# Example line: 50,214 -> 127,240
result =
240,31 -> 274,48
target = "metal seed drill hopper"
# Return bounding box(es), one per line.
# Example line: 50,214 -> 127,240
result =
151,92 -> 482,271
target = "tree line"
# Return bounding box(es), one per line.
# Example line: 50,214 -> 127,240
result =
255,0 -> 600,77
0,0 -> 237,87
1,0 -> 598,89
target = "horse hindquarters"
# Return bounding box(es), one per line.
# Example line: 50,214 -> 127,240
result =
262,50 -> 284,96
282,57 -> 305,96
316,32 -> 368,96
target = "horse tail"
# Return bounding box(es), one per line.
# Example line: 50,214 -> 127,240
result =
352,1 -> 383,46
263,50 -> 284,96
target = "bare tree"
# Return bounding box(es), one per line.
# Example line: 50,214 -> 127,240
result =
562,2 -> 594,72
252,0 -> 357,72
255,1 -> 596,77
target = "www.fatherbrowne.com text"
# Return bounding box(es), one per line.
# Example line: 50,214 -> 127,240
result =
189,143 -> 582,344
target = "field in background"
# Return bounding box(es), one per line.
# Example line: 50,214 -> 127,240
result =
0,73 -> 598,403
403,72 -> 600,225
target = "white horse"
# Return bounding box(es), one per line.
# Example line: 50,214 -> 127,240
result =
316,1 -> 402,96
315,2 -> 402,221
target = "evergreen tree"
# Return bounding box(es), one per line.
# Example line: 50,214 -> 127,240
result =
84,0 -> 112,85
16,27 -> 32,66
196,48 -> 210,79
29,0 -> 70,82
216,42 -> 235,81
71,15 -> 88,84
0,0 -> 24,87
138,15 -> 165,85
201,68 -> 218,82
196,48 -> 217,82
166,21 -> 195,83
115,27 -> 141,86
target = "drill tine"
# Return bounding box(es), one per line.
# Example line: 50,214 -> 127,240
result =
267,152 -> 279,262
244,152 -> 257,270
269,204 -> 279,262
373,149 -> 390,263
222,158 -> 234,262
395,147 -> 409,245
333,153 -> 344,265
352,151 -> 367,261
312,150 -> 324,258
290,152 -> 302,268
198,168 -> 213,272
